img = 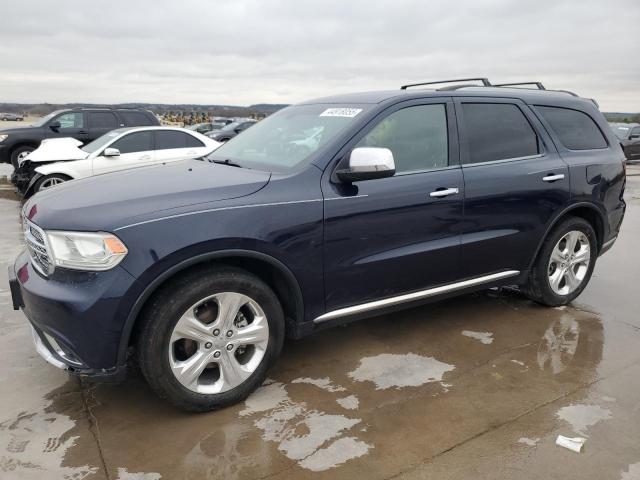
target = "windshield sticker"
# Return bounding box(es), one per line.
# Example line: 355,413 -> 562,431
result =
320,108 -> 363,118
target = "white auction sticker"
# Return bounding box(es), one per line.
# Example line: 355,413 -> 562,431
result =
320,108 -> 363,118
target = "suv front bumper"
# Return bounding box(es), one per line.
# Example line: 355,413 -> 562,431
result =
9,250 -> 135,381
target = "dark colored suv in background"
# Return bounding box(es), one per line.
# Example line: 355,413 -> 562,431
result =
0,107 -> 159,167
9,79 -> 626,411
612,122 -> 640,162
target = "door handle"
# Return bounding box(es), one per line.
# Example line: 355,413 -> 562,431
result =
79,130 -> 88,134
429,187 -> 459,198
542,173 -> 565,182
187,151 -> 197,155
139,155 -> 151,161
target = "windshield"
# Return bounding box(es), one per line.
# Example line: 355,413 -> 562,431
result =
207,104 -> 369,172
81,129 -> 126,153
221,122 -> 240,132
32,110 -> 64,127
612,125 -> 631,140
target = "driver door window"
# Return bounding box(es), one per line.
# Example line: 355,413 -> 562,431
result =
356,104 -> 449,173
55,113 -> 84,130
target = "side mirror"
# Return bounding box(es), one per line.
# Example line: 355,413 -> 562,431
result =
49,121 -> 61,132
103,147 -> 120,157
234,128 -> 242,134
336,147 -> 396,183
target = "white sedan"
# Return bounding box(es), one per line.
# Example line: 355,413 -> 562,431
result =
16,126 -> 220,196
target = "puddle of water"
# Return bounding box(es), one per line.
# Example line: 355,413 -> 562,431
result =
348,353 -> 455,390
291,377 -> 346,393
0,401 -> 98,479
240,381 -> 371,472
117,468 -> 162,480
538,315 -> 580,374
336,395 -> 359,410
556,403 -> 612,435
462,330 -> 494,345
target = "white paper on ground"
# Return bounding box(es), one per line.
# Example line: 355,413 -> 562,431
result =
556,435 -> 586,453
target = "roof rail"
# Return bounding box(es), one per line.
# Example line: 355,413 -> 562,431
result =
400,78 -> 491,90
492,82 -> 546,90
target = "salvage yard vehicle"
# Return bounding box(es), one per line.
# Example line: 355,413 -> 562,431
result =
611,122 -> 640,162
0,112 -> 24,121
11,127 -> 220,196
9,78 -> 626,411
206,119 -> 256,142
187,122 -> 227,135
0,107 -> 160,168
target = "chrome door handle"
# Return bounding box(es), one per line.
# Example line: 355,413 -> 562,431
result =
429,187 -> 459,198
543,173 -> 565,182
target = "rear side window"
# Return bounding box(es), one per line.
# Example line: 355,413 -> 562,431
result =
356,104 -> 448,174
536,106 -> 607,150
120,111 -> 154,126
110,131 -> 153,154
89,112 -> 118,129
462,103 -> 539,164
156,131 -> 204,149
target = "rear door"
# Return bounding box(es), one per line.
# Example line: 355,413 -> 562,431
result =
322,99 -> 464,311
87,111 -> 119,141
92,130 -> 155,175
154,130 -> 208,163
455,98 -> 569,277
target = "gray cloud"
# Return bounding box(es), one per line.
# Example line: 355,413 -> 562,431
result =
1,0 -> 638,110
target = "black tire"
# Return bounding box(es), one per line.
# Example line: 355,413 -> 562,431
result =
10,146 -> 35,169
137,266 -> 285,412
523,216 -> 597,306
32,174 -> 72,195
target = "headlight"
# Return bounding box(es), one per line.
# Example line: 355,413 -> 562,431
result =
46,231 -> 128,271
0,134 -> 8,143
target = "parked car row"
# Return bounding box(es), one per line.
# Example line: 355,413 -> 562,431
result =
610,122 -> 640,163
205,119 -> 257,142
11,126 -> 220,197
0,107 -> 160,168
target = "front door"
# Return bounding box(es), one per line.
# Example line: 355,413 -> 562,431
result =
92,130 -> 155,175
455,98 -> 570,277
322,100 -> 464,312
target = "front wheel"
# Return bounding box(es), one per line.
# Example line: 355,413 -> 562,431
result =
137,266 -> 285,412
523,216 -> 597,306
10,146 -> 35,169
32,174 -> 71,194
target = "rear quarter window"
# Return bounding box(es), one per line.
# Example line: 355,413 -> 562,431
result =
536,106 -> 608,150
120,111 -> 154,127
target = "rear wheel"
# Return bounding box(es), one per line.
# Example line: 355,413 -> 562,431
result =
524,217 -> 597,306
137,266 -> 285,412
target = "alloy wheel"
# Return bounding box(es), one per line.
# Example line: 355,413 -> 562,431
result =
39,177 -> 66,190
168,292 -> 269,394
547,230 -> 591,296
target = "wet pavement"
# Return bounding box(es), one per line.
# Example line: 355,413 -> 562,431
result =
1,164 -> 640,480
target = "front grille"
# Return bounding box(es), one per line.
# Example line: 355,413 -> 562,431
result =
23,218 -> 53,275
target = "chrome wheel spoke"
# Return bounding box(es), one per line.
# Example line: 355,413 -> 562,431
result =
549,268 -> 565,292
550,248 -> 565,265
171,350 -> 210,389
172,312 -> 212,343
565,267 -> 581,291
232,316 -> 269,346
573,246 -> 590,265
215,292 -> 247,331
218,351 -> 251,390
565,231 -> 580,254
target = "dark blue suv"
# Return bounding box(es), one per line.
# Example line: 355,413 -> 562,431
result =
9,79 -> 626,411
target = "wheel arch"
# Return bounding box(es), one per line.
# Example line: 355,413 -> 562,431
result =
528,202 -> 606,270
118,249 -> 305,366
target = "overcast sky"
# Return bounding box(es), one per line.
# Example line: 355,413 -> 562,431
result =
1,0 -> 638,111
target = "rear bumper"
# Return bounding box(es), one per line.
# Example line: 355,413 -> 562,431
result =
9,250 -> 135,381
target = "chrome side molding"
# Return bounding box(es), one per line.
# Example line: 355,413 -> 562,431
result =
313,270 -> 520,324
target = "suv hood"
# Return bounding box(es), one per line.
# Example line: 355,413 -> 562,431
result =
0,125 -> 39,135
24,138 -> 87,164
26,159 -> 271,231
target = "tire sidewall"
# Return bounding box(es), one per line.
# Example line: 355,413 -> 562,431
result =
11,146 -> 34,169
535,217 -> 597,305
140,269 -> 285,411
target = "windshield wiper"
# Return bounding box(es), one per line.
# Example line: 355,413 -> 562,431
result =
210,158 -> 245,168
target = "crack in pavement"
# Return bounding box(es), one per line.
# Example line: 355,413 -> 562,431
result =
78,379 -> 111,480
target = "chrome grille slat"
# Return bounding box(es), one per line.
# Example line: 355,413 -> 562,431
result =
23,216 -> 53,276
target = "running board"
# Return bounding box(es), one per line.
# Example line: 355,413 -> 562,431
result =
313,270 -> 520,324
